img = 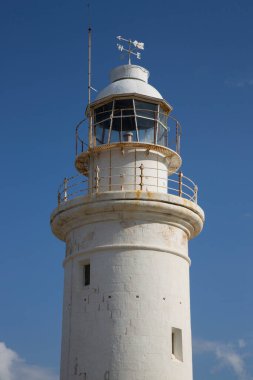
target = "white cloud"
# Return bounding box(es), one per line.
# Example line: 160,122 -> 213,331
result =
239,339 -> 247,349
225,79 -> 253,88
0,342 -> 58,380
0,342 -> 18,380
193,338 -> 252,380
242,212 -> 253,219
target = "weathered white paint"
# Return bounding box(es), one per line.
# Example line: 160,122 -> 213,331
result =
51,191 -> 204,380
51,62 -> 205,380
96,65 -> 163,101
88,145 -> 181,193
110,65 -> 150,83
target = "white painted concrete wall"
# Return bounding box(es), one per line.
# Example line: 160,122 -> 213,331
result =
51,192 -> 204,380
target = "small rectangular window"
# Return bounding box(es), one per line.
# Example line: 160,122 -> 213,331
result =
171,327 -> 183,361
172,332 -> 175,355
83,264 -> 90,286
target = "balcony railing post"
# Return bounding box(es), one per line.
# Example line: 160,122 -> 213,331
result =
176,121 -> 181,155
140,163 -> 144,190
57,192 -> 61,206
176,121 -> 178,153
64,177 -> 68,202
75,127 -> 78,156
178,171 -> 183,197
194,185 -> 198,204
94,165 -> 100,193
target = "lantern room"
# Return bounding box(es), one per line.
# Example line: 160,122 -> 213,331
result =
89,65 -> 173,147
92,97 -> 170,146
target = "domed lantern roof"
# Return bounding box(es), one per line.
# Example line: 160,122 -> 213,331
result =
96,64 -> 165,102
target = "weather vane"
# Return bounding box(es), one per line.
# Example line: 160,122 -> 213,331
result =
116,36 -> 144,64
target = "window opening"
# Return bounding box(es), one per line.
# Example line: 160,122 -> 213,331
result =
172,332 -> 175,355
171,327 -> 183,361
83,264 -> 90,286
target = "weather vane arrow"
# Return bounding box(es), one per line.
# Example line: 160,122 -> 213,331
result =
116,36 -> 144,64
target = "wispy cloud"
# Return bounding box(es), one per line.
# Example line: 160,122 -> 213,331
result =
225,79 -> 253,88
241,212 -> 253,219
0,342 -> 58,380
238,339 -> 247,349
193,338 -> 252,380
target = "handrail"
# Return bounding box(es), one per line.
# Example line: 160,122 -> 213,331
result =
57,166 -> 198,206
75,119 -> 89,155
74,114 -> 182,156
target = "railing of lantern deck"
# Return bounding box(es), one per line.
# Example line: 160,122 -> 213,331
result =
75,113 -> 181,156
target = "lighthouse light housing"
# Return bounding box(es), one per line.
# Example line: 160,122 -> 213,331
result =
93,98 -> 168,146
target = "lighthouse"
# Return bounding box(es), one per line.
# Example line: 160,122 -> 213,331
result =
51,37 -> 204,380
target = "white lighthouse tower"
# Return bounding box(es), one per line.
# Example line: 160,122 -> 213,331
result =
51,37 -> 204,380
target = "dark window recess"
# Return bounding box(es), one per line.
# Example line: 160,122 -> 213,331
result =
171,327 -> 183,361
172,332 -> 175,355
83,264 -> 90,286
94,102 -> 113,123
114,99 -> 134,115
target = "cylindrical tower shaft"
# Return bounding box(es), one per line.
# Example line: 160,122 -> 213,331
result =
51,192 -> 204,380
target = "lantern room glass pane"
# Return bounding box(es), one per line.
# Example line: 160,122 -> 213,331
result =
159,110 -> 168,126
95,119 -> 110,145
111,116 -> 137,142
94,102 -> 113,145
135,100 -> 158,120
111,99 -> 137,142
110,128 -> 121,143
94,102 -> 113,123
137,117 -> 155,143
157,123 -> 167,146
135,101 -> 158,144
114,99 -> 134,116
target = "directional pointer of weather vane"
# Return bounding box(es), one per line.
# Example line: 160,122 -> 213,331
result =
116,36 -> 144,64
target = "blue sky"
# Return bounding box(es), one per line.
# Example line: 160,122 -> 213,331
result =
0,0 -> 253,379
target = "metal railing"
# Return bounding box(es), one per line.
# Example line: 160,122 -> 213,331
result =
57,175 -> 89,205
75,114 -> 181,156
57,165 -> 198,205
